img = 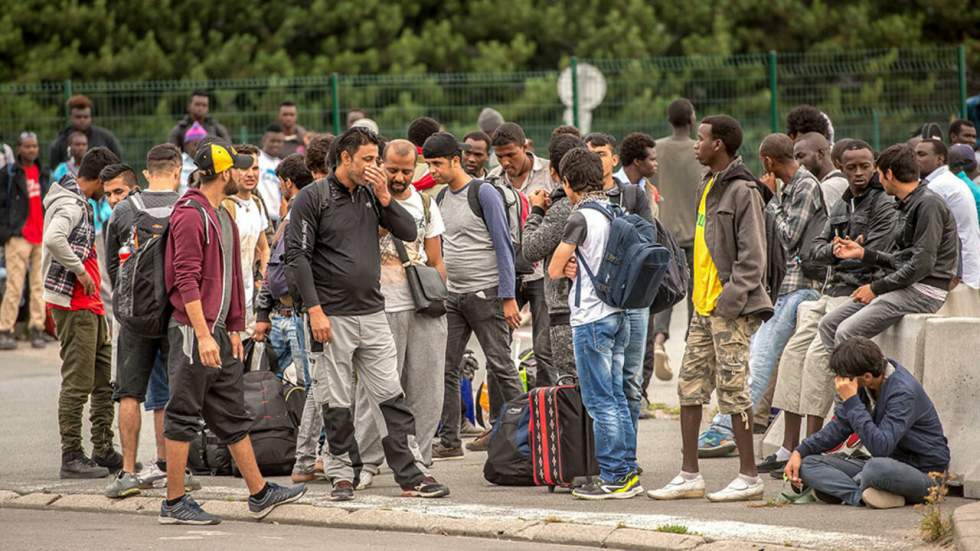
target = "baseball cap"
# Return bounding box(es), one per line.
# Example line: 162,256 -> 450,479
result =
422,132 -> 470,158
193,139 -> 252,176
949,143 -> 978,173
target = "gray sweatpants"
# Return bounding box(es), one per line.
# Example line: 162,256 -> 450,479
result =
818,286 -> 945,353
355,310 -> 447,473
307,311 -> 428,486
293,380 -> 324,473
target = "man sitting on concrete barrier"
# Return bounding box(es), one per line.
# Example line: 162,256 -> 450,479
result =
818,143 -> 958,353
784,337 -> 949,509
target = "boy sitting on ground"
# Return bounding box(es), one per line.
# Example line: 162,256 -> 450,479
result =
784,337 -> 949,509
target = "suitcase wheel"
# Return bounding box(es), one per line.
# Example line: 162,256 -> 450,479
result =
548,485 -> 556,493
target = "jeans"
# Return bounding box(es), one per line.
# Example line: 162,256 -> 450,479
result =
818,286 -> 946,354
144,352 -> 170,411
517,278 -> 555,387
268,313 -> 308,385
623,308 -> 649,442
440,287 -> 519,449
708,288 -> 820,436
800,454 -> 936,506
573,312 -> 634,482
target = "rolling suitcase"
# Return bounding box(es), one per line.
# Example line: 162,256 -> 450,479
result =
528,381 -> 599,491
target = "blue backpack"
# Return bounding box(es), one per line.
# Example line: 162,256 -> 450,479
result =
574,202 -> 672,310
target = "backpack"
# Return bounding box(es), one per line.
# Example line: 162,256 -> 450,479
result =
574,202 -> 673,310
483,394 -> 534,486
650,217 -> 689,314
798,186 -> 830,284
187,424 -> 233,476
437,178 -> 534,275
265,219 -> 290,299
113,195 -> 207,337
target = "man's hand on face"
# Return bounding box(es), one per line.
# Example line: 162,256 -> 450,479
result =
365,164 -> 391,206
834,376 -> 859,401
529,189 -> 550,211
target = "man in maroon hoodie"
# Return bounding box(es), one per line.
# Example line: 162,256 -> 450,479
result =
160,139 -> 305,525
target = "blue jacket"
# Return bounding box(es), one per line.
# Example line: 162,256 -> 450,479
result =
797,362 -> 949,473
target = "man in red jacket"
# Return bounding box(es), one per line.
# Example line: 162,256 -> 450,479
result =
160,139 -> 305,525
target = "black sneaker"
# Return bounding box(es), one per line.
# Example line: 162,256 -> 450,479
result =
330,480 -> 355,501
401,476 -> 450,498
431,442 -> 464,461
757,453 -> 788,473
572,471 -> 643,500
159,495 -> 222,525
29,329 -> 47,349
60,452 -> 110,479
0,331 -> 17,351
92,449 -> 125,473
248,482 -> 306,519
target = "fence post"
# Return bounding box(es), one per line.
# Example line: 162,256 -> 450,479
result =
331,73 -> 342,135
239,125 -> 248,144
872,109 -> 881,151
571,56 -> 580,129
63,79 -> 73,117
958,44 -> 968,119
768,51 -> 779,133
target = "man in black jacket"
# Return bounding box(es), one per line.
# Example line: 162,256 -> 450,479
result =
285,127 -> 449,502
819,143 -> 957,353
167,91 -> 231,150
48,95 -> 122,171
0,132 -> 50,349
759,140 -> 898,474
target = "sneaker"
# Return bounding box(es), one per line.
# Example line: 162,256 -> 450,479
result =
105,471 -> 142,499
314,457 -> 324,474
248,482 -> 307,519
814,489 -> 843,505
159,495 -> 221,525
654,343 -> 672,381
697,428 -> 737,458
330,480 -> 355,501
92,449 -> 124,473
572,472 -> 642,500
757,453 -> 788,473
647,473 -> 706,500
465,430 -> 491,452
401,476 -> 450,498
60,453 -> 110,479
138,463 -> 167,489
460,420 -> 484,438
356,471 -> 374,490
706,475 -> 765,502
432,442 -> 464,461
29,328 -> 47,349
291,469 -> 316,483
862,488 -> 906,509
0,331 -> 17,350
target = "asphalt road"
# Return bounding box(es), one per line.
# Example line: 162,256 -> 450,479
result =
0,509 -> 595,551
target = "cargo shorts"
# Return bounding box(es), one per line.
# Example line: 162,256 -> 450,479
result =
678,313 -> 761,415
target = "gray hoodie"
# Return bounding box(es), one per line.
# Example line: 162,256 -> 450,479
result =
42,177 -> 94,308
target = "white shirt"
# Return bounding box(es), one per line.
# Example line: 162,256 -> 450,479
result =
379,189 -> 446,312
180,153 -> 196,195
257,151 -> 281,223
924,166 -> 980,288
230,195 -> 270,310
563,202 -> 622,326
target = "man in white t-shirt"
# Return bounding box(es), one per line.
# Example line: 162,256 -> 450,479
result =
224,144 -> 270,335
352,139 -> 448,489
547,147 -> 640,500
258,125 -> 284,224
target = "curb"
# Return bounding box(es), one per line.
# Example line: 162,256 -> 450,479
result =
954,501 -> 980,551
0,490 -> 798,551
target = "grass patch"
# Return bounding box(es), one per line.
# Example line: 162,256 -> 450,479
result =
655,524 -> 691,535
646,402 -> 681,416
917,472 -> 954,544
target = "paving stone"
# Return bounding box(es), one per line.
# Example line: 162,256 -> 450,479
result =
530,522 -> 617,546
10,493 -> 60,508
604,527 -> 704,551
0,490 -> 21,503
262,503 -> 351,526
48,494 -> 115,512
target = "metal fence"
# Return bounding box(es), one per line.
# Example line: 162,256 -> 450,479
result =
0,47 -> 968,174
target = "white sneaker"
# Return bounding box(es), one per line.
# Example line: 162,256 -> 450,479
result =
862,488 -> 906,509
647,473 -> 706,500
356,471 -> 374,491
137,463 -> 167,489
706,475 -> 764,502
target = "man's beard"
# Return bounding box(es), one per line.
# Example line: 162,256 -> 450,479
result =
223,177 -> 239,196
389,181 -> 409,194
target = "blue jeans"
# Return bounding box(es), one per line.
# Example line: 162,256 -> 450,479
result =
573,312 -> 634,482
268,313 -> 309,387
708,288 -> 820,436
623,308 -> 649,463
144,351 -> 169,412
800,454 -> 936,506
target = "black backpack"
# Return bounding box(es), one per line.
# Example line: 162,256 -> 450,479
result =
187,424 -> 233,476
650,217 -> 689,314
483,394 -> 534,486
113,195 -> 207,337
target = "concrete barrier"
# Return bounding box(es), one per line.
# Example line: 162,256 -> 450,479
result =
920,317 -> 980,498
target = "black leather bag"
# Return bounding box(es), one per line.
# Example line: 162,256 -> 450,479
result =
392,238 -> 448,317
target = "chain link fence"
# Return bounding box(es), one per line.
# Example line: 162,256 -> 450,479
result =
0,47 -> 967,173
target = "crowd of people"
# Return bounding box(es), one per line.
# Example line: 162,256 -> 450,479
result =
0,90 -> 978,523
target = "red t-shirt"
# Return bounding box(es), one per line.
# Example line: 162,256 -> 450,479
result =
20,164 -> 43,245
50,252 -> 105,315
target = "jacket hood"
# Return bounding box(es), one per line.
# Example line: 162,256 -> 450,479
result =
42,177 -> 86,211
712,156 -> 773,203
842,172 -> 885,201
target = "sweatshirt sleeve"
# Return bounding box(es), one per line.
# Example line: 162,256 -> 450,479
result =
285,185 -> 322,311
168,206 -> 206,305
478,183 -> 516,298
867,199 -> 944,295
42,199 -> 87,276
796,408 -> 854,458
841,389 -> 916,458
522,200 -> 569,263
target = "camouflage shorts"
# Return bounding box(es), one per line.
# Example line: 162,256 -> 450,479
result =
677,313 -> 761,415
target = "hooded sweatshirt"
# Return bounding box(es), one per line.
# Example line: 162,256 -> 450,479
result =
41,176 -> 103,312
